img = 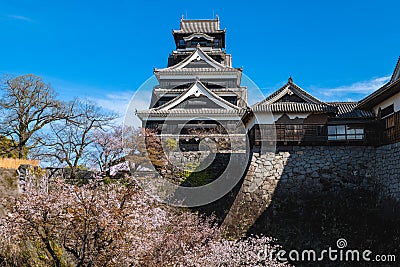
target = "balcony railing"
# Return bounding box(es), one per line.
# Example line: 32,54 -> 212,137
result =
382,111 -> 400,144
255,124 -> 327,143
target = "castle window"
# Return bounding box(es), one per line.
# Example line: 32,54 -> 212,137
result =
328,125 -> 364,141
191,40 -> 207,46
178,40 -> 185,47
381,104 -> 394,118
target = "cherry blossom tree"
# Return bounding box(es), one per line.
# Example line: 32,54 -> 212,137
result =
90,126 -> 125,175
0,178 -> 290,267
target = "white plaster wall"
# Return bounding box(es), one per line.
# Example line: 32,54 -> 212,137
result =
373,91 -> 400,114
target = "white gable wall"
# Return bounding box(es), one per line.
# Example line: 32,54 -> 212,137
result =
373,91 -> 400,115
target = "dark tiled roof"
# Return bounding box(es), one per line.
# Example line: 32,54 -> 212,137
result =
329,102 -> 375,118
256,78 -> 327,106
173,19 -> 224,33
152,81 -> 240,111
154,47 -> 235,73
154,88 -> 244,94
157,68 -> 238,73
252,102 -> 337,113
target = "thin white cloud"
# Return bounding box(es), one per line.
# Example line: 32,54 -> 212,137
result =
89,90 -> 152,127
7,14 -> 36,23
318,75 -> 391,98
91,93 -> 132,115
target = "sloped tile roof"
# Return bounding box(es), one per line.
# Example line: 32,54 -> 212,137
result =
256,78 -> 326,106
136,81 -> 246,120
153,81 -> 240,111
329,102 -> 375,118
252,102 -> 337,113
136,108 -> 246,118
154,47 -> 233,72
252,78 -> 336,113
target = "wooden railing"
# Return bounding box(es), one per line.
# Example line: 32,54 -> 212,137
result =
382,111 -> 400,144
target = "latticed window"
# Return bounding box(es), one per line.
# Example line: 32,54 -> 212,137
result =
328,125 -> 364,140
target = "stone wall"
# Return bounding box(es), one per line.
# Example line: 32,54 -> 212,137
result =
0,168 -> 18,217
376,142 -> 400,200
17,165 -> 48,194
223,146 -> 378,236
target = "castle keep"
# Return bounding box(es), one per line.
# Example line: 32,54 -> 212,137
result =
136,17 -> 248,151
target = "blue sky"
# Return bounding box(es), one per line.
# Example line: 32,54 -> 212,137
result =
1,0 -> 399,117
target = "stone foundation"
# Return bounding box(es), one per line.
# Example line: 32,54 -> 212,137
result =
222,146 -> 380,236
376,142 -> 400,200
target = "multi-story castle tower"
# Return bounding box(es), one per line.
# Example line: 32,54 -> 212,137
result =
136,17 -> 248,151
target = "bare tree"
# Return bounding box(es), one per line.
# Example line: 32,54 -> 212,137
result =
42,99 -> 116,178
0,74 -> 64,158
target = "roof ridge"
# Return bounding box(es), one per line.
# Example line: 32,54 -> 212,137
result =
269,102 -> 329,105
328,101 -> 357,104
181,18 -> 219,22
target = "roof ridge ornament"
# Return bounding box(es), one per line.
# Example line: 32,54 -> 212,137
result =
288,76 -> 293,84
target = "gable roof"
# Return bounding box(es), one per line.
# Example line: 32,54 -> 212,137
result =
155,46 -> 232,72
173,18 -> 225,34
357,57 -> 400,109
153,81 -> 240,111
256,77 -> 327,106
252,77 -> 336,113
135,81 -> 245,120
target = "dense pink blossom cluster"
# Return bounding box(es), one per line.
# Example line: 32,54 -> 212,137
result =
0,179 -> 290,266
